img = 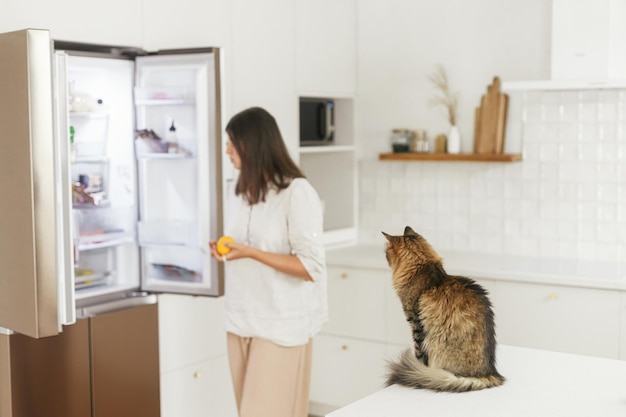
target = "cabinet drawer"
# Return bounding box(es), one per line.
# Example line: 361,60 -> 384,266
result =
323,267 -> 387,341
160,356 -> 237,417
310,334 -> 387,408
494,281 -> 620,359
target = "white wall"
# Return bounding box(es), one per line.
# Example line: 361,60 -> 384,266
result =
356,0 -> 626,266
357,0 -> 552,159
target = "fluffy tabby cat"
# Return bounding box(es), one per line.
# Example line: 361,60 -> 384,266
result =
382,226 -> 504,392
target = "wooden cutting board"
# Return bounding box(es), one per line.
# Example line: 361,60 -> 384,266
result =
474,77 -> 508,154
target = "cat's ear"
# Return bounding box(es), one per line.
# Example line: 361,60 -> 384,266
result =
382,231 -> 392,242
404,226 -> 418,237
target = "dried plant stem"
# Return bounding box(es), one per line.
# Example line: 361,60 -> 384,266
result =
428,65 -> 459,126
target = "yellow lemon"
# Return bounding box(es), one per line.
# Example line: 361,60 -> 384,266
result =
216,236 -> 234,255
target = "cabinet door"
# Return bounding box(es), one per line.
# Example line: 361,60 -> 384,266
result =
1,0 -> 143,46
90,304 -> 160,417
551,0 -> 624,79
142,0 -> 231,50
323,267 -> 386,341
7,320 -> 91,417
160,356 -> 238,417
495,281 -> 620,359
310,334 -> 387,408
295,0 -> 357,95
158,294 -> 227,373
231,0 -> 297,153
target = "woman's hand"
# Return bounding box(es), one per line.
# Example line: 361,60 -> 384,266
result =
208,240 -> 312,281
208,240 -> 251,262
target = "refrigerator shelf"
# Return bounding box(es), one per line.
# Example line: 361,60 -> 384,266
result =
135,99 -> 194,106
137,153 -> 195,160
73,156 -> 110,164
73,201 -> 111,209
75,269 -> 111,290
69,111 -> 109,119
78,232 -> 135,251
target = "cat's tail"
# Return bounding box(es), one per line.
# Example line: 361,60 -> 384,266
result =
385,349 -> 505,392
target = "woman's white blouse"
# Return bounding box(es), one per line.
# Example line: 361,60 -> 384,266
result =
223,178 -> 329,347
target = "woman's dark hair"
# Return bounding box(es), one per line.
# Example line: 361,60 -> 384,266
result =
226,107 -> 304,204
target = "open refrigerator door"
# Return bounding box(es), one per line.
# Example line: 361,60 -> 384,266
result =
134,51 -> 224,296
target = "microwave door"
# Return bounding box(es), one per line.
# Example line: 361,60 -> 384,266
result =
0,29 -> 66,338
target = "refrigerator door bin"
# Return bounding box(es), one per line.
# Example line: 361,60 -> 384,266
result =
141,246 -> 211,294
134,85 -> 193,105
138,157 -> 199,221
138,220 -> 199,246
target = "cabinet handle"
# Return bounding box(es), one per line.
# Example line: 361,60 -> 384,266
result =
549,293 -> 558,301
340,273 -> 348,279
193,371 -> 202,379
341,344 -> 348,350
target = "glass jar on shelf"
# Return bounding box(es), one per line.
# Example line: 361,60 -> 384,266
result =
410,129 -> 429,153
390,128 -> 410,153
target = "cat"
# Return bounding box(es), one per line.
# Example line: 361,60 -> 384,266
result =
382,226 -> 504,392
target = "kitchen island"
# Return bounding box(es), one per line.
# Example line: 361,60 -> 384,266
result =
327,344 -> 626,417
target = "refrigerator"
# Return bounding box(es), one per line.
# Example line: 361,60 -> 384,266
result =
0,28 -> 225,340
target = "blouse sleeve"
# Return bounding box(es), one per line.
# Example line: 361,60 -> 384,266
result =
287,179 -> 327,282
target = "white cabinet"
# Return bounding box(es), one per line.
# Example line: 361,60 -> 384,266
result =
299,99 -> 358,246
142,0 -> 231,51
158,295 -> 237,416
295,0 -> 357,96
493,281 -> 621,359
230,0 -> 297,154
551,0 -> 626,80
323,267 -> 386,341
310,334 -> 387,409
311,266 -> 393,410
0,0 -> 143,46
160,357 -> 237,417
295,0 -> 358,247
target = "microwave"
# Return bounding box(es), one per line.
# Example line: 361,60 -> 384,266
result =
299,98 -> 334,146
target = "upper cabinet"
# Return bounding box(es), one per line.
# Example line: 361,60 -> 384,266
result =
295,0 -> 358,247
142,0 -> 231,51
551,0 -> 626,80
0,0 -> 143,47
295,0 -> 357,96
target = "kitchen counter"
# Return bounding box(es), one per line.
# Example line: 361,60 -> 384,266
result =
326,345 -> 626,417
326,244 -> 626,291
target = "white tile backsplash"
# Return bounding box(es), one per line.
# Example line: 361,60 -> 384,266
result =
359,89 -> 626,263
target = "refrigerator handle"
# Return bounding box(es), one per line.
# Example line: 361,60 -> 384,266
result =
53,51 -> 76,328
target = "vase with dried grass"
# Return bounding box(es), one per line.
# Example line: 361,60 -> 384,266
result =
429,65 -> 460,154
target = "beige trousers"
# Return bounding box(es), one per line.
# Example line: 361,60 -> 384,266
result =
227,332 -> 313,417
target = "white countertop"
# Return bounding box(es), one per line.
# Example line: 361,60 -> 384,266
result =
327,345 -> 626,417
326,244 -> 626,291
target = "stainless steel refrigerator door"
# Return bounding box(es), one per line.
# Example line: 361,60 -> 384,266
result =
134,50 -> 224,296
53,50 -> 76,329
0,29 -> 73,338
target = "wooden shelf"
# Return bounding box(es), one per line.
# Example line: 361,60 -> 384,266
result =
378,152 -> 522,162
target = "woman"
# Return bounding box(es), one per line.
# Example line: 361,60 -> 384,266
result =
209,107 -> 328,417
